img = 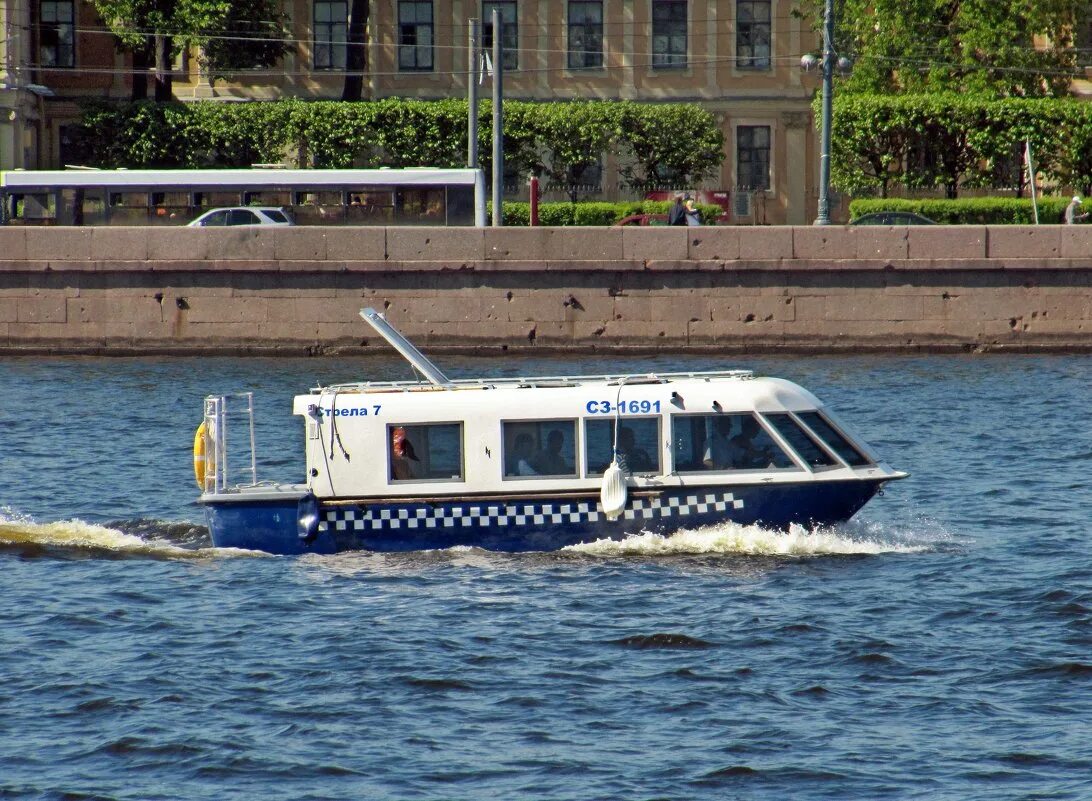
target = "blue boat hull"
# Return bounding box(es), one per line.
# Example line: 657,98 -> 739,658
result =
202,479 -> 884,555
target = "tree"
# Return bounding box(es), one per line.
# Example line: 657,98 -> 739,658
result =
530,103 -> 623,203
616,102 -> 725,190
803,0 -> 1092,98
341,0 -> 370,101
198,1 -> 293,82
89,0 -> 290,101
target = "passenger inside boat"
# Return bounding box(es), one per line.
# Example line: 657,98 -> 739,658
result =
510,433 -> 539,476
726,417 -> 780,469
585,419 -> 660,476
531,429 -> 571,476
503,422 -> 578,479
390,427 -> 421,480
675,413 -> 796,473
617,426 -> 655,474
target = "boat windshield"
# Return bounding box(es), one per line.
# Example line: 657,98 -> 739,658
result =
763,413 -> 839,469
795,411 -> 873,466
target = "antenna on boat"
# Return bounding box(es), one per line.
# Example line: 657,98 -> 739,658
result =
359,308 -> 453,387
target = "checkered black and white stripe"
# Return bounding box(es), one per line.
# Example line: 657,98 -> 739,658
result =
317,491 -> 744,533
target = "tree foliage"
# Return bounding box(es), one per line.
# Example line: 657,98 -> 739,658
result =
88,0 -> 291,98
826,93 -> 1092,198
68,100 -> 726,191
798,0 -> 1091,97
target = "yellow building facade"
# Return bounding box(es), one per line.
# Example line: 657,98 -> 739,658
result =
3,0 -> 826,223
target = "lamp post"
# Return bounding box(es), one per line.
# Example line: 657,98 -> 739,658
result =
813,0 -> 835,226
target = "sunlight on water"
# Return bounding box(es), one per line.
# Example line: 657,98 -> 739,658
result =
564,520 -> 933,557
0,507 -> 263,560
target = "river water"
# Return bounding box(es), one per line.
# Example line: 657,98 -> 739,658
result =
1,353 -> 1089,801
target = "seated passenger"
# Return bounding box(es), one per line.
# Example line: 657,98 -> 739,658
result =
531,429 -> 570,475
616,425 -> 654,474
508,433 -> 539,476
703,417 -> 734,469
390,427 -> 421,480
727,418 -> 777,470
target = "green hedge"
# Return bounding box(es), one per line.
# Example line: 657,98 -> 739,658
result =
848,197 -> 1071,224
69,99 -> 725,194
487,200 -> 723,226
830,94 -> 1092,198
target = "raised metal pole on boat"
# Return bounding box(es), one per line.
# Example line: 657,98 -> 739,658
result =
360,307 -> 452,387
245,391 -> 257,487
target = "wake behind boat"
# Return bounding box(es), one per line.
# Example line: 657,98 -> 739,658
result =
196,309 -> 907,554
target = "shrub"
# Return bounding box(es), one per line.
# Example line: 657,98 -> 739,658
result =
849,197 -> 1070,224
487,200 -> 722,226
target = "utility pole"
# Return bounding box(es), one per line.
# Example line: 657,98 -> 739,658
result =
814,0 -> 835,226
491,8 -> 503,227
467,18 -> 479,169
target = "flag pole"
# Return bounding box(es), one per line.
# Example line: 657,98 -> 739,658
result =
1025,140 -> 1039,225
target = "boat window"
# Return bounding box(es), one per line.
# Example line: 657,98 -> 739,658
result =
585,418 -> 661,475
387,423 -> 463,482
671,413 -> 796,472
763,413 -> 839,468
795,411 -> 873,466
502,420 -> 578,479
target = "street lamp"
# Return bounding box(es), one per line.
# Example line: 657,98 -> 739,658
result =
809,0 -> 851,225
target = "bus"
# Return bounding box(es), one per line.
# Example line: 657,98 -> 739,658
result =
0,167 -> 488,227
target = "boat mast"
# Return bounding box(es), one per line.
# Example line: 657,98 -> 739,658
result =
359,307 -> 453,387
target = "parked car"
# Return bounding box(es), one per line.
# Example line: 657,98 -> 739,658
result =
613,213 -> 670,226
850,211 -> 936,226
187,207 -> 295,227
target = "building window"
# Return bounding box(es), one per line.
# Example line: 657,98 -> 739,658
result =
40,0 -> 75,68
737,125 -> 771,190
482,1 -> 518,70
314,0 -> 348,70
568,1 -> 603,69
651,0 -> 687,69
736,0 -> 770,70
399,1 -> 434,71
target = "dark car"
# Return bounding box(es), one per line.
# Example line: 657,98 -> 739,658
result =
850,211 -> 936,226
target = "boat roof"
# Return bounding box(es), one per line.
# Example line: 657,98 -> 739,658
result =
320,309 -> 757,394
312,369 -> 754,394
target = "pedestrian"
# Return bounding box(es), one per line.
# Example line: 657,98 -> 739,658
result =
684,193 -> 702,226
1065,195 -> 1088,225
668,193 -> 687,226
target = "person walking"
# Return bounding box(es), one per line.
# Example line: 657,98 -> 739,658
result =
684,194 -> 702,226
668,194 -> 687,226
1065,196 -> 1088,224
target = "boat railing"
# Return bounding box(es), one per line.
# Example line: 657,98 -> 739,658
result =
312,369 -> 755,394
202,393 -> 258,494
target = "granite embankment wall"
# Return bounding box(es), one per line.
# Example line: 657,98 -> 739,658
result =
0,225 -> 1090,354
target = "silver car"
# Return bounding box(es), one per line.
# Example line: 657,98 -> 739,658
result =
187,207 -> 294,227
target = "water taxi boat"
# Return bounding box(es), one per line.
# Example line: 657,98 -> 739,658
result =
196,309 -> 907,554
